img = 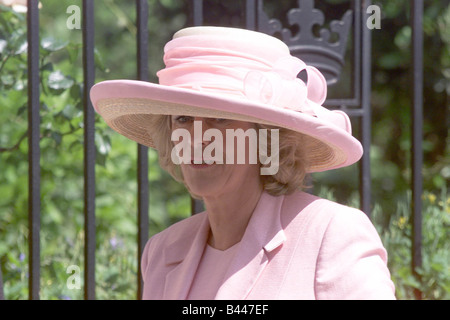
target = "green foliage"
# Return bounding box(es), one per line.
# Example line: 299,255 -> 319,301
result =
318,186 -> 450,300
0,1 -> 190,300
376,189 -> 450,300
0,0 -> 448,300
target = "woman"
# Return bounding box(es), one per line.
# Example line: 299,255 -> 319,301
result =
90,26 -> 396,299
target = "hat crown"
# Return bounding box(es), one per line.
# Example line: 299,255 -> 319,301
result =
157,26 -> 327,115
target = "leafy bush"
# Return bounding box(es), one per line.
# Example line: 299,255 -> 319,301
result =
0,2 -> 190,299
377,189 -> 450,300
316,186 -> 450,300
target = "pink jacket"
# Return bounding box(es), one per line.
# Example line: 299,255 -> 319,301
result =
141,191 -> 396,300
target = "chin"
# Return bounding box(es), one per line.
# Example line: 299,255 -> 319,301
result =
185,181 -> 221,198
181,165 -> 223,193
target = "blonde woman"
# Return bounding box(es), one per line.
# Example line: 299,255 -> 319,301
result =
90,27 -> 395,300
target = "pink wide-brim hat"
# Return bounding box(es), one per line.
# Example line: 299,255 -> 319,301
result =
90,26 -> 363,173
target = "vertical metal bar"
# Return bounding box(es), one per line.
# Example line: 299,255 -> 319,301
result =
193,0 -> 203,26
352,0 -> 361,106
136,0 -> 149,300
359,0 -> 372,218
245,0 -> 256,30
27,0 -> 41,301
82,0 -> 96,300
411,0 -> 423,300
191,197 -> 205,214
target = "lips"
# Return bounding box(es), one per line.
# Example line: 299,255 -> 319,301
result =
191,158 -> 216,165
189,162 -> 213,169
187,158 -> 218,169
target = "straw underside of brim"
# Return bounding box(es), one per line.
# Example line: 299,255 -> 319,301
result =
95,97 -> 348,173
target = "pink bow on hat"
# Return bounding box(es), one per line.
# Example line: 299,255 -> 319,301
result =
243,56 -> 327,116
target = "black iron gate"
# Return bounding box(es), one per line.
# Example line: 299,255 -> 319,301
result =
0,0 -> 424,300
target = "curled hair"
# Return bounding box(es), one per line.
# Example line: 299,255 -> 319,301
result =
150,115 -> 185,183
255,123 -> 310,196
149,115 -> 310,198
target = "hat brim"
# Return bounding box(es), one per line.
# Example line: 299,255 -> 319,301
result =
90,79 -> 363,173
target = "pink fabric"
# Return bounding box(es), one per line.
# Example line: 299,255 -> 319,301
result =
90,78 -> 359,171
187,243 -> 239,300
141,191 -> 396,300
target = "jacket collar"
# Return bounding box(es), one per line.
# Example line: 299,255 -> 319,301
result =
215,191 -> 286,299
162,191 -> 286,299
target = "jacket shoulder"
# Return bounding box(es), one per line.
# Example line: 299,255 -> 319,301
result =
280,191 -> 377,247
283,191 -> 368,224
281,192 -> 395,299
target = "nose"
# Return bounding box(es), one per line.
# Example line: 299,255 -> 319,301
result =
189,117 -> 211,163
192,117 -> 212,147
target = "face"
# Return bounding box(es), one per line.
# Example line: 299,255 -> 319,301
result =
170,116 -> 262,199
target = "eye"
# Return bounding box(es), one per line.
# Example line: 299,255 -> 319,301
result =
215,118 -> 228,123
174,116 -> 193,123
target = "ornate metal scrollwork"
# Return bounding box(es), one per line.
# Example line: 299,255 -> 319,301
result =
258,0 -> 353,85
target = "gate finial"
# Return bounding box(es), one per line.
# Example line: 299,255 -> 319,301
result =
257,0 -> 353,85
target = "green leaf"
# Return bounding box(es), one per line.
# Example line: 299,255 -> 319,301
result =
1,74 -> 14,86
61,104 -> 81,120
50,132 -> 62,146
0,39 -> 7,54
41,37 -> 68,52
70,83 -> 82,100
13,39 -> 27,55
96,133 -> 111,155
41,62 -> 54,72
66,43 -> 80,63
378,52 -> 406,69
16,105 -> 26,116
431,262 -> 444,273
7,30 -> 27,55
94,48 -> 106,72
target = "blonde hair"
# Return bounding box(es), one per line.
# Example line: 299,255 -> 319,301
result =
149,115 -> 310,197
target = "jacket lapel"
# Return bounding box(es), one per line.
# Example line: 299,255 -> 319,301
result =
162,192 -> 286,300
162,212 -> 210,299
215,192 -> 286,299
